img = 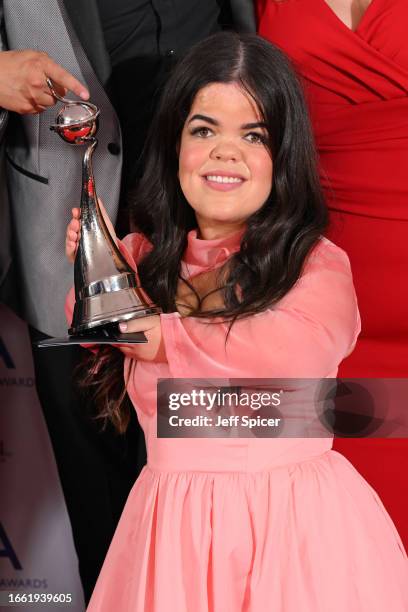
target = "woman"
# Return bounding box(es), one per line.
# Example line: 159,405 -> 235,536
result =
257,0 -> 408,547
66,33 -> 407,611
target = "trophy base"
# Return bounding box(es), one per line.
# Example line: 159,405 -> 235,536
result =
71,287 -> 161,334
35,324 -> 147,348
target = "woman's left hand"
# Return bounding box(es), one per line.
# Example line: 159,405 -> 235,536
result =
117,315 -> 167,362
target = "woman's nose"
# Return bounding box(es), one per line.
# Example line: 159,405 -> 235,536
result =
210,141 -> 242,162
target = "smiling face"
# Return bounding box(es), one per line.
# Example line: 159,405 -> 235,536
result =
178,82 -> 273,239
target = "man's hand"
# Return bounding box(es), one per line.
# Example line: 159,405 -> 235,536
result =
118,316 -> 167,363
0,50 -> 89,114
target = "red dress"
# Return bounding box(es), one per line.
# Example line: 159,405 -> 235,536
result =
258,0 -> 408,545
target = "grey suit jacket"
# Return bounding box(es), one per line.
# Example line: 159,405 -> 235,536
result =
0,0 -> 256,336
0,3 -> 10,293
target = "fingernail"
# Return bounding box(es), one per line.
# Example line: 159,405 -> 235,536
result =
80,90 -> 89,99
119,322 -> 127,332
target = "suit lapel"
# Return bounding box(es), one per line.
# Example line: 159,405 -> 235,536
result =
62,0 -> 111,85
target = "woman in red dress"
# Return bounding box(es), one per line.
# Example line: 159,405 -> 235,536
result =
258,0 -> 408,546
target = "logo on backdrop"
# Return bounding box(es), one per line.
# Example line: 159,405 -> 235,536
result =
0,336 -> 35,387
0,336 -> 15,369
0,523 -> 49,589
0,523 -> 22,570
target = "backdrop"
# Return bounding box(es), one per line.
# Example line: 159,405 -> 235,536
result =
0,304 -> 85,611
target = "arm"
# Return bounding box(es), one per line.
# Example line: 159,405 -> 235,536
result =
159,239 -> 360,378
0,50 -> 89,114
0,3 -> 88,117
120,237 -> 360,376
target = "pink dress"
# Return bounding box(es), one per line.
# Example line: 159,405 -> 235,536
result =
66,230 -> 408,611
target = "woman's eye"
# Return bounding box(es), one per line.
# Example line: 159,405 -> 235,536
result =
244,132 -> 267,145
191,127 -> 213,138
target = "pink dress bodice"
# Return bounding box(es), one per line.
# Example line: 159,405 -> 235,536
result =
120,230 -> 359,472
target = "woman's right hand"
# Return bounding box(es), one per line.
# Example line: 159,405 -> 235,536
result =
65,207 -> 81,264
65,199 -> 118,264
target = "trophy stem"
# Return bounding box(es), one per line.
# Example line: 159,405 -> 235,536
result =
69,136 -> 160,334
73,135 -> 128,301
79,137 -> 117,260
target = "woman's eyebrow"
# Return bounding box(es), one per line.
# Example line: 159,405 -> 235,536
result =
188,116 -> 268,130
241,122 -> 268,130
188,114 -> 218,125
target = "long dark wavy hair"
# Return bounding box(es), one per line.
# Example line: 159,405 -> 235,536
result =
79,32 -> 328,432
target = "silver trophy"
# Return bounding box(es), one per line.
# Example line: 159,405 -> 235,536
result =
38,79 -> 160,347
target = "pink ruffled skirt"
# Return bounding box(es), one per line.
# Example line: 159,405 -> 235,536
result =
87,450 -> 408,611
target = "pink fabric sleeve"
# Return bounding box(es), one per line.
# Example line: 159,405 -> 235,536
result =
160,239 -> 361,379
119,232 -> 153,273
64,232 -> 152,327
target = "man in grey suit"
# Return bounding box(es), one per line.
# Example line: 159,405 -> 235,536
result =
0,0 -> 256,601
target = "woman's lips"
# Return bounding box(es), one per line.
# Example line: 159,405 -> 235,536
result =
202,174 -> 246,192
